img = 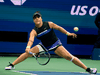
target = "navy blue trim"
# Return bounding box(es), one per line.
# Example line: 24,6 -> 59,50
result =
37,29 -> 52,38
46,39 -> 62,50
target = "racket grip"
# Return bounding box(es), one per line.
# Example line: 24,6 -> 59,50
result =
29,51 -> 33,54
29,51 -> 35,57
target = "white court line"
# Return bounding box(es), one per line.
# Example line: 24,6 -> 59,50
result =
11,70 -> 100,75
11,70 -> 38,75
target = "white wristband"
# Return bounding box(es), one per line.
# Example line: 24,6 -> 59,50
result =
26,46 -> 31,49
66,31 -> 70,35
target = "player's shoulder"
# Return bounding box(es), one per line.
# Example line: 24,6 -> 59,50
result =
47,21 -> 56,28
48,21 -> 53,24
30,29 -> 37,35
43,21 -> 53,25
32,29 -> 35,31
30,29 -> 34,34
47,21 -> 54,26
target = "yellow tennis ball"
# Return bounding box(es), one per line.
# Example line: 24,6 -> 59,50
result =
74,27 -> 79,32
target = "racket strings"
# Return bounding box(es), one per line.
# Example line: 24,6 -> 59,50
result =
37,52 -> 50,65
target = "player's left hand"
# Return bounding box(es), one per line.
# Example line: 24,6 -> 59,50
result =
68,33 -> 77,38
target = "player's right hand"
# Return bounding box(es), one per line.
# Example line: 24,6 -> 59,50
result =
25,48 -> 30,53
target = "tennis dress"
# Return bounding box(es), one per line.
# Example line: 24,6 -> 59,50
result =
34,21 -> 62,51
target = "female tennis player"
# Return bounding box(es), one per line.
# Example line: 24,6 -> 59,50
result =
5,11 -> 97,74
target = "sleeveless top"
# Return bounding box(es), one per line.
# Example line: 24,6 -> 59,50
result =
34,22 -> 58,47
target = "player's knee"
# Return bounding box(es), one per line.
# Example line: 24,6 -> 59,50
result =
66,56 -> 72,61
63,55 -> 71,60
66,55 -> 75,61
70,56 -> 75,62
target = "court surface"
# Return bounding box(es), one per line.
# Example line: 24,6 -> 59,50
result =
0,56 -> 100,75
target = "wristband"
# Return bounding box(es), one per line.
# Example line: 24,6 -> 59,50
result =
26,46 -> 31,49
66,31 -> 70,36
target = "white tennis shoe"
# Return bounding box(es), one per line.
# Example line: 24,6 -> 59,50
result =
89,68 -> 97,74
5,62 -> 15,70
5,66 -> 15,70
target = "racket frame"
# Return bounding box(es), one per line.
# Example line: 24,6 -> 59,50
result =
29,49 -> 50,65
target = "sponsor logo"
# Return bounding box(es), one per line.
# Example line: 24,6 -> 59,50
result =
0,0 -> 4,2
0,0 -> 26,5
71,5 -> 99,16
10,0 -> 26,5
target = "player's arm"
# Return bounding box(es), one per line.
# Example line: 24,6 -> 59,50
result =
48,22 -> 77,38
25,29 -> 37,53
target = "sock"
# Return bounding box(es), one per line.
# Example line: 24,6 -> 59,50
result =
86,68 -> 90,72
9,62 -> 14,67
10,64 -> 14,67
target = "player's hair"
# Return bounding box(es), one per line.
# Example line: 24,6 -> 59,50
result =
35,11 -> 40,13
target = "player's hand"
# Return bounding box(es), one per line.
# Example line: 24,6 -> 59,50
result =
68,33 -> 77,38
25,48 -> 30,53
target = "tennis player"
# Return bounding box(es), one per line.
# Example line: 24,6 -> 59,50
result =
5,11 -> 97,74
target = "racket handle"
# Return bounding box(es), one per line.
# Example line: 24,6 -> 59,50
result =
29,51 -> 36,57
29,51 -> 33,54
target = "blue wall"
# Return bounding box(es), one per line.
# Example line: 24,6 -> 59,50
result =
0,0 -> 99,55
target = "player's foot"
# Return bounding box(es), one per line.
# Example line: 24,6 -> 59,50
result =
89,68 -> 97,74
5,62 -> 15,70
86,68 -> 97,74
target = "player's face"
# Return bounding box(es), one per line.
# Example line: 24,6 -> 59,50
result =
33,16 -> 42,25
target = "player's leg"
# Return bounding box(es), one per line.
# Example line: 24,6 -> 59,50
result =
12,46 -> 39,66
5,46 -> 39,70
54,46 -> 97,74
54,46 -> 87,70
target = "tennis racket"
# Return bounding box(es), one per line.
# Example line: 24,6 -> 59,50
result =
29,50 -> 50,65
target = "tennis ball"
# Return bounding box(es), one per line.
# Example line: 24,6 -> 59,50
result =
74,27 -> 79,32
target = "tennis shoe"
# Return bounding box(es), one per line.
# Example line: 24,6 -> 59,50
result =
89,68 -> 97,74
5,62 -> 15,70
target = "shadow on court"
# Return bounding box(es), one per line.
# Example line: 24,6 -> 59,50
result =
14,71 -> 100,75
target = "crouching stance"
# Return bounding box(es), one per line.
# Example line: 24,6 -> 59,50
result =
5,11 -> 97,74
